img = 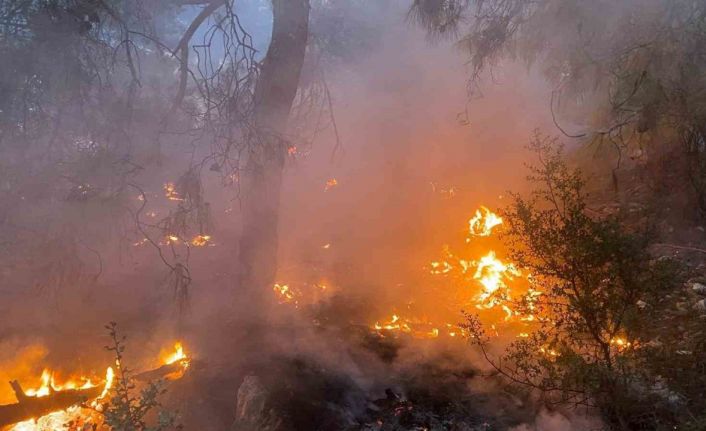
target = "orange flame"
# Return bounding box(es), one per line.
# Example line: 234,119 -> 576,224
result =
324,178 -> 338,191
163,182 -> 183,201
190,234 -> 211,247
9,366 -> 115,431
273,283 -> 298,305
467,206 -> 503,238
473,251 -> 520,318
162,342 -> 190,370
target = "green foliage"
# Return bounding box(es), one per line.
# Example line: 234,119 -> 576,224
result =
463,133 -> 697,430
103,322 -> 181,431
411,1 -> 706,213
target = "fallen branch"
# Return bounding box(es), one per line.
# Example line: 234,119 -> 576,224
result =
134,360 -> 189,382
0,381 -> 103,428
652,243 -> 706,255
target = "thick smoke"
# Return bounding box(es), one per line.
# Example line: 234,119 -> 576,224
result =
0,1 -> 603,429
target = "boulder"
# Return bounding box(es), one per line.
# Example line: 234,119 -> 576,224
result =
231,375 -> 282,431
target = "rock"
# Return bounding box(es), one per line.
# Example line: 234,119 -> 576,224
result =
645,339 -> 663,348
693,299 -> 706,313
232,375 -> 282,431
692,283 -> 706,295
636,300 -> 647,309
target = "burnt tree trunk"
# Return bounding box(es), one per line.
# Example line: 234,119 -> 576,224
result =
237,0 -> 310,311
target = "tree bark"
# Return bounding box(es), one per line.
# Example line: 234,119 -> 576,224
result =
237,0 -> 310,313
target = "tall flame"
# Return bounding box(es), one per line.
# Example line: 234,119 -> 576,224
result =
473,250 -> 521,318
163,342 -> 189,368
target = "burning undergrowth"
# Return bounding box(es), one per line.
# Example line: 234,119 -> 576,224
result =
270,204 -> 541,366
219,205 -> 549,430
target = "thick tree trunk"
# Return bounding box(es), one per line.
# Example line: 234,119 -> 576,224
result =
237,0 -> 310,312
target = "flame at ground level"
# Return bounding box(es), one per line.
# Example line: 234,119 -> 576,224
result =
4,341 -> 188,431
468,206 -> 503,238
8,366 -> 114,431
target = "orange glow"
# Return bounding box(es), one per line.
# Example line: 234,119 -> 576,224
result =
163,182 -> 183,201
610,336 -> 634,351
190,234 -> 212,247
273,283 -> 298,305
324,178 -> 338,191
371,314 -> 465,339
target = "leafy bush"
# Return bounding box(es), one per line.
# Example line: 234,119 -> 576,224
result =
103,322 -> 181,431
463,133 -> 699,430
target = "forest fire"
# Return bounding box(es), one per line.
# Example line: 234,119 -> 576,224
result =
264,204 -> 541,348
3,367 -> 114,431
2,0 -> 704,429
266,205 -> 535,340
368,206 -> 538,339
0,342 -> 189,430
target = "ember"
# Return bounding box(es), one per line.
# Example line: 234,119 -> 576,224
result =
163,182 -> 183,201
190,234 -> 212,247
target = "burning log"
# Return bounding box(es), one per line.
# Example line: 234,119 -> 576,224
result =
134,359 -> 190,382
0,381 -> 103,428
135,341 -> 193,382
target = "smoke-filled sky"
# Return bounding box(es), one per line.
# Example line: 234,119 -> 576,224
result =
0,1 -> 562,427
0,0 -> 556,362
276,3 -> 553,321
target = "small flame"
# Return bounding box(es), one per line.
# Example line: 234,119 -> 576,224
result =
163,342 -> 189,368
324,178 -> 338,191
468,206 -> 503,238
97,367 -> 114,400
163,183 -> 183,201
191,234 -> 211,247
133,238 -> 149,247
371,314 -> 461,339
610,336 -> 633,351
